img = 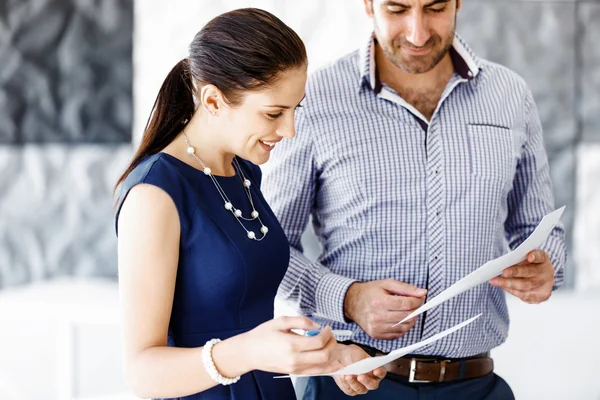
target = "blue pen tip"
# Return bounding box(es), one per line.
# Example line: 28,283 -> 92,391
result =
306,329 -> 321,337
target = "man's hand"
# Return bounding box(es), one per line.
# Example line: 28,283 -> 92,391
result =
490,250 -> 555,304
332,344 -> 386,396
344,279 -> 427,340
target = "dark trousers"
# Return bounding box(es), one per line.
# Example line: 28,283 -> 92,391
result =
300,373 -> 515,400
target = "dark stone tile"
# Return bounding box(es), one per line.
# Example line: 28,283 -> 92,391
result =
0,0 -> 133,144
0,88 -> 19,143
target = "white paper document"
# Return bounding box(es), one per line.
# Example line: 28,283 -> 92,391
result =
274,314 -> 481,378
394,206 -> 565,327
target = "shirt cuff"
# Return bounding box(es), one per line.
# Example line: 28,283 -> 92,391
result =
314,273 -> 358,324
541,234 -> 566,291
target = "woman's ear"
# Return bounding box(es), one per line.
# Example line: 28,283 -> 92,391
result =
363,0 -> 375,18
199,84 -> 224,116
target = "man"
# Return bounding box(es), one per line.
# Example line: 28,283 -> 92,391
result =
262,0 -> 566,398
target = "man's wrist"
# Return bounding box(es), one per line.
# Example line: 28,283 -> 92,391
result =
343,282 -> 360,322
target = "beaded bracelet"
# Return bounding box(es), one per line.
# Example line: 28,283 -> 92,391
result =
201,338 -> 241,385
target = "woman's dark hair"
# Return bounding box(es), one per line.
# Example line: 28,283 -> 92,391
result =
114,8 -> 307,197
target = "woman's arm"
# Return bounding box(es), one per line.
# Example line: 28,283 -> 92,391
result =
117,184 -> 352,398
118,184 -> 252,398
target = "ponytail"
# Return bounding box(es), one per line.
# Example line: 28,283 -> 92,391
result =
114,8 -> 308,202
114,59 -> 195,200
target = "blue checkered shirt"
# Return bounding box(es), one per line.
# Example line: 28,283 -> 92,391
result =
262,34 -> 566,357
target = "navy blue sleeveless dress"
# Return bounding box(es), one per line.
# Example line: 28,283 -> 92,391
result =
115,152 -> 296,400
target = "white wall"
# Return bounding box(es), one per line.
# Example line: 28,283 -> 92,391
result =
574,145 -> 600,291
0,279 -> 128,400
493,293 -> 600,399
133,0 -> 371,145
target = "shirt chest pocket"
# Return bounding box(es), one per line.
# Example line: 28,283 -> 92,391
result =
467,124 -> 517,185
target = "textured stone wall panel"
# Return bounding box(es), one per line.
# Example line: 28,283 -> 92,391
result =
0,145 -> 133,289
580,2 -> 600,142
458,2 -> 577,152
0,0 -> 133,144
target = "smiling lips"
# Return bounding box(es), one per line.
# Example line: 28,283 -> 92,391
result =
259,139 -> 281,151
260,140 -> 278,146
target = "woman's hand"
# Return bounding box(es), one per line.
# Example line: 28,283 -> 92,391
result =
240,316 -> 386,396
332,344 -> 386,396
241,316 -> 340,375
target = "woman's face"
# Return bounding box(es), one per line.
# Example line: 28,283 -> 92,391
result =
219,66 -> 307,165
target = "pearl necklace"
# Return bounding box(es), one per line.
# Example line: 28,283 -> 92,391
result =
183,133 -> 268,241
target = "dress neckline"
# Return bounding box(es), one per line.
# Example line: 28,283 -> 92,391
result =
158,152 -> 239,180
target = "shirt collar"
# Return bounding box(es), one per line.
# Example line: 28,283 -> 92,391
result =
358,32 -> 482,93
358,34 -> 379,93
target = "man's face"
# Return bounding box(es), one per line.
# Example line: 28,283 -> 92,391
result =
367,0 -> 460,74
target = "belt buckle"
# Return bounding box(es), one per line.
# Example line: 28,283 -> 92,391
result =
408,358 -> 449,383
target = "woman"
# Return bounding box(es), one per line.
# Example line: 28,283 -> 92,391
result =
114,8 -> 385,400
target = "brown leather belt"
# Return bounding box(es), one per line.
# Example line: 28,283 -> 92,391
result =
375,351 -> 494,383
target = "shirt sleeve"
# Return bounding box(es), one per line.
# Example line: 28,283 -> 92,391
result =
505,87 -> 567,290
262,107 -> 357,323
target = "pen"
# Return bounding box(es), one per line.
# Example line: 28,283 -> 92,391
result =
305,329 -> 353,337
